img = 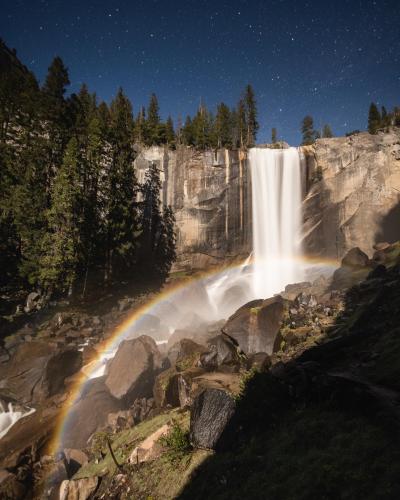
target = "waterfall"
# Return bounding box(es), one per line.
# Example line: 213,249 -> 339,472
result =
249,147 -> 304,298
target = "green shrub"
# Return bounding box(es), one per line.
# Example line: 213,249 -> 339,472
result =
159,420 -> 192,461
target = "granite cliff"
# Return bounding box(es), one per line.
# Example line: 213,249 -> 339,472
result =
136,128 -> 400,270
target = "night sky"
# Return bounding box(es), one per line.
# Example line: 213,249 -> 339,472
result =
1,0 -> 399,145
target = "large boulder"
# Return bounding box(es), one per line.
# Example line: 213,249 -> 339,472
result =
0,342 -> 82,404
62,376 -> 124,449
223,297 -> 285,354
190,388 -> 236,449
105,336 -> 163,404
199,333 -> 244,372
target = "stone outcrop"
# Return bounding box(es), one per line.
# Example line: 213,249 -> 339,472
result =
303,129 -> 400,260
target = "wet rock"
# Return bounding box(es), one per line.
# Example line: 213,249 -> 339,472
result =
223,296 -> 285,354
105,335 -> 163,404
63,449 -> 88,477
190,388 -> 236,449
59,476 -> 98,500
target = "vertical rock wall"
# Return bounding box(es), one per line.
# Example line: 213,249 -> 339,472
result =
302,129 -> 400,259
134,146 -> 252,271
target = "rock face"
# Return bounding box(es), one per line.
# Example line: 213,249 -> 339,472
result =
303,130 -> 400,260
134,146 -> 251,271
223,297 -> 285,354
136,131 -> 400,270
190,388 -> 236,450
105,335 -> 163,403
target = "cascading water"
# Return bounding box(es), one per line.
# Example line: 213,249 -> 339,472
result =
249,147 -> 304,298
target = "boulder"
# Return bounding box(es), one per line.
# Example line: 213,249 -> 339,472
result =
63,449 -> 88,477
199,333 -> 244,372
190,389 -> 236,449
223,296 -> 285,354
128,424 -> 170,464
61,376 -> 124,449
24,291 -> 41,313
0,342 -> 82,404
281,282 -> 312,301
341,247 -> 370,269
167,338 -> 206,370
153,367 -> 205,408
105,336 -> 163,404
59,477 -> 98,500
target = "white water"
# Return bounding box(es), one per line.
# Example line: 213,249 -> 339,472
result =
0,402 -> 35,440
249,147 -> 304,298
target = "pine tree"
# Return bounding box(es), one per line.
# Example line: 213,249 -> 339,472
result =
215,103 -> 232,148
236,99 -> 247,148
105,88 -> 138,281
192,104 -> 212,149
271,128 -> 277,143
182,116 -> 194,146
39,137 -> 82,294
42,57 -> 71,172
301,115 -> 316,145
322,124 -> 333,138
134,106 -> 147,144
368,103 -> 381,134
244,84 -> 258,146
165,116 -> 175,147
146,93 -> 161,145
139,163 -> 176,282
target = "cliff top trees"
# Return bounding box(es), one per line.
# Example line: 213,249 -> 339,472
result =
271,127 -> 277,144
322,124 -> 333,138
244,84 -> 259,147
301,115 -> 317,145
368,103 -> 381,134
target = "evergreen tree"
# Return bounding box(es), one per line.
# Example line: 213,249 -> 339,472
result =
368,103 -> 381,134
192,104 -> 212,149
42,57 -> 71,177
134,106 -> 147,144
39,137 -> 81,294
271,127 -> 277,143
146,93 -> 161,145
236,99 -> 247,148
301,115 -> 316,145
165,116 -> 175,147
244,84 -> 258,146
182,116 -> 194,146
322,124 -> 333,138
139,163 -> 176,282
215,103 -> 232,148
105,88 -> 138,280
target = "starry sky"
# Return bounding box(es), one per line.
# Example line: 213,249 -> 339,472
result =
1,0 -> 399,145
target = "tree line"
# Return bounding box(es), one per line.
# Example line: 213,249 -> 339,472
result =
368,103 -> 400,134
0,41 -> 176,299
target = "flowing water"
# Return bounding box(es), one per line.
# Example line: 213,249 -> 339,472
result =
249,147 -> 304,298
